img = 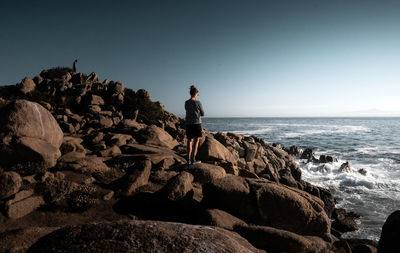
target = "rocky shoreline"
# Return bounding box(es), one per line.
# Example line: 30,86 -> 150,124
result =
0,67 -> 397,252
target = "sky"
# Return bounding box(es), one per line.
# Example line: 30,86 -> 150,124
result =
1,0 -> 400,117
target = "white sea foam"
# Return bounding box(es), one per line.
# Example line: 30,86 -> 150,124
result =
233,127 -> 273,135
284,125 -> 370,138
300,159 -> 400,191
299,155 -> 400,241
356,146 -> 400,156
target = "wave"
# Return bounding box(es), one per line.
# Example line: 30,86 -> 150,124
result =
284,125 -> 370,138
233,127 -> 273,135
356,146 -> 400,155
299,155 -> 400,241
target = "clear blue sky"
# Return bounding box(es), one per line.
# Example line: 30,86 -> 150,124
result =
1,0 -> 399,117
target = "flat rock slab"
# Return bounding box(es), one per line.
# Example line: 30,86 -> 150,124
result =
6,196 -> 45,219
28,220 -> 265,253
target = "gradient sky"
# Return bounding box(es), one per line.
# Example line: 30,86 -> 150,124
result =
1,0 -> 400,117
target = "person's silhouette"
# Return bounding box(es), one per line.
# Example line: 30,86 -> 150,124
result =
185,85 -> 204,164
73,59 -> 78,72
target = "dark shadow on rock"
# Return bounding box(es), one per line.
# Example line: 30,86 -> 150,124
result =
113,192 -> 201,224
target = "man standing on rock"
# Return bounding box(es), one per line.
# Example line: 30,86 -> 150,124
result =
185,85 -> 204,165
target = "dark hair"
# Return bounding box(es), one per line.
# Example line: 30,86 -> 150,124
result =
190,85 -> 198,97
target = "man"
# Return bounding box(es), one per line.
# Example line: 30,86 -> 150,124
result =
185,85 -> 204,164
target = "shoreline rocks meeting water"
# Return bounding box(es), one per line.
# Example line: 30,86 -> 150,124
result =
0,67 -> 395,252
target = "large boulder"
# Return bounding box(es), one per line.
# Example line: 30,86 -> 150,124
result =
378,210 -> 400,253
202,175 -> 256,221
235,225 -> 330,253
156,171 -> 194,201
28,220 -> 265,253
185,163 -> 226,184
0,100 -> 63,148
202,175 -> 331,240
136,125 -> 178,149
0,100 -> 63,173
18,137 -> 61,169
0,137 -> 61,175
197,136 -> 237,165
255,180 -> 331,240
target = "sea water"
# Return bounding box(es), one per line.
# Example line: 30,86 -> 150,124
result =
202,117 -> 400,242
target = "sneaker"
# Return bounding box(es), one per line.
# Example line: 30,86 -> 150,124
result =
191,159 -> 201,164
186,159 -> 192,165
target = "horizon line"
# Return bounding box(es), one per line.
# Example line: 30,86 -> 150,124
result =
200,116 -> 400,119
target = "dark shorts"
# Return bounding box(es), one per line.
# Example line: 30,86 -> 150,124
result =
186,124 -> 202,139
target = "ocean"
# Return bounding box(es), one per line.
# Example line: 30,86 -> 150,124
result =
202,117 -> 400,242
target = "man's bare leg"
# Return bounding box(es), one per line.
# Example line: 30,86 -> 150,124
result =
187,138 -> 193,164
192,137 -> 201,163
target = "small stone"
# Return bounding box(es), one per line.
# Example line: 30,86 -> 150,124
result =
23,175 -> 37,184
98,145 -> 121,157
55,171 -> 65,180
88,105 -> 102,113
39,172 -> 55,183
103,191 -> 114,201
84,177 -> 96,185
358,168 -> 367,175
99,115 -> 114,128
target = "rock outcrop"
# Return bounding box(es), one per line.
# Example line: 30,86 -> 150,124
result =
0,67 -> 372,252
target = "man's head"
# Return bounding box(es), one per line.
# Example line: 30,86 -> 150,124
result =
190,85 -> 199,98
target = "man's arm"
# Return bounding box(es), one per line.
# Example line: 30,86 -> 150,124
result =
198,101 -> 205,116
